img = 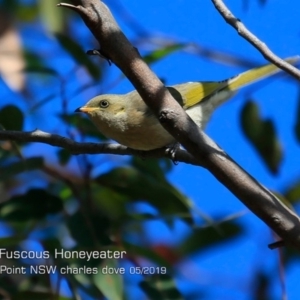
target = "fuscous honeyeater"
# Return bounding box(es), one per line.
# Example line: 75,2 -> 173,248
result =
75,57 -> 298,150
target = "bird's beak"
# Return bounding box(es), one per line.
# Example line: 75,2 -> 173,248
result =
75,106 -> 98,113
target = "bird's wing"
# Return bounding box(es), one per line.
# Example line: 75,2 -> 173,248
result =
169,56 -> 299,109
169,81 -> 231,109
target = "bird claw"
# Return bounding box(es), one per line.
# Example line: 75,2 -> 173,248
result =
165,143 -> 180,164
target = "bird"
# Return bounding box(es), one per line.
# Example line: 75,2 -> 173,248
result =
75,57 -> 298,151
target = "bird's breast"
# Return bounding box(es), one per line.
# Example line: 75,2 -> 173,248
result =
90,111 -> 175,150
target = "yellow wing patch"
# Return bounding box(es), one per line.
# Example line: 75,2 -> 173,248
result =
172,81 -> 226,109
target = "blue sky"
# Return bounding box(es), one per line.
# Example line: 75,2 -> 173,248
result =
2,0 -> 300,299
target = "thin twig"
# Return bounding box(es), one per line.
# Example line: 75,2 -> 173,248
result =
211,0 -> 300,80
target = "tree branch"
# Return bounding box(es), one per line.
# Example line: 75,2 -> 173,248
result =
211,0 -> 300,80
0,129 -> 200,165
34,0 -> 300,250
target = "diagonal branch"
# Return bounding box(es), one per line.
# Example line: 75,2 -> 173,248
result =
211,0 -> 300,80
54,0 -> 300,250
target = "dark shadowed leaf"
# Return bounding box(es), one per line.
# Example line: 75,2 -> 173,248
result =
0,188 -> 63,222
252,271 -> 271,300
0,105 -> 23,130
55,33 -> 101,80
0,236 -> 26,247
41,237 -> 63,256
67,210 -> 111,248
24,51 -> 57,76
12,291 -> 71,300
177,221 -> 242,256
95,167 -> 193,225
0,157 -> 44,181
131,157 -> 173,181
1,0 -> 19,12
140,274 -> 183,300
57,148 -> 71,165
90,184 -> 130,221
282,244 -> 300,266
240,100 -> 282,174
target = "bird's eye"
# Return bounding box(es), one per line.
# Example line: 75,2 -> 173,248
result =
99,100 -> 109,108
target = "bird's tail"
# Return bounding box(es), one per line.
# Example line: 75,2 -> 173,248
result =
197,56 -> 300,111
223,56 -> 299,92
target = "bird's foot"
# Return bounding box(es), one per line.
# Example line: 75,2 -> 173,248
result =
165,142 -> 180,164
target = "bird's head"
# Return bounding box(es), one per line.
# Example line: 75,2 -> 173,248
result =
75,94 -> 127,119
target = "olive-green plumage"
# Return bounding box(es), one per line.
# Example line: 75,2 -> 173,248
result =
76,57 -> 298,150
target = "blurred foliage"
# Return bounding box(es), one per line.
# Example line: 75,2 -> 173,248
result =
0,0 -> 298,300
55,33 -> 102,80
143,44 -> 186,65
243,0 -> 268,10
240,100 -> 282,174
0,105 -> 24,131
252,271 -> 271,300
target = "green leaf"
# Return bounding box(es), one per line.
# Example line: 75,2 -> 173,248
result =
178,220 -> 242,256
93,258 -> 123,300
41,237 -> 64,256
24,51 -> 57,76
143,44 -> 186,65
131,157 -> 173,181
95,167 -> 194,225
240,100 -> 282,174
55,33 -> 101,80
0,236 -> 26,248
1,0 -> 19,13
284,181 -> 300,204
0,105 -> 24,131
0,157 -> 44,181
16,4 -> 39,22
38,0 -> 65,33
12,291 -> 72,300
140,274 -> 183,300
0,188 -> 63,222
57,148 -> 72,165
67,210 -> 111,248
90,184 -> 129,221
2,2 -> 39,23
